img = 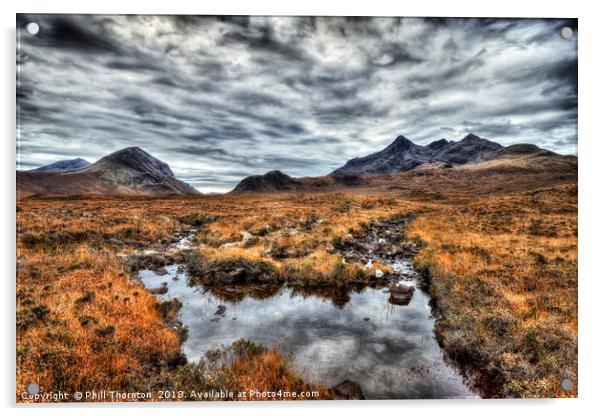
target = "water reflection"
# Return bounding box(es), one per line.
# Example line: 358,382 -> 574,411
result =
139,264 -> 477,399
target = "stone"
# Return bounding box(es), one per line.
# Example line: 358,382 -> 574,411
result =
388,283 -> 415,306
148,286 -> 168,295
154,267 -> 168,276
333,380 -> 365,400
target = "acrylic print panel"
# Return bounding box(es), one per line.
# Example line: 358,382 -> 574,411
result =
16,15 -> 577,402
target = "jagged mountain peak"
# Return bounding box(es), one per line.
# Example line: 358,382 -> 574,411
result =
460,133 -> 483,142
386,135 -> 416,151
332,133 -> 514,175
427,138 -> 449,150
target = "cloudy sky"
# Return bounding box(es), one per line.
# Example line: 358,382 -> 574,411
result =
17,15 -> 577,192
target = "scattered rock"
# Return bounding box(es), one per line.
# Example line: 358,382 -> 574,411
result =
224,287 -> 236,293
333,380 -> 365,400
374,269 -> 384,278
215,304 -> 227,315
363,317 -> 370,321
154,267 -> 168,276
148,286 -> 168,295
241,231 -> 254,242
109,238 -> 124,245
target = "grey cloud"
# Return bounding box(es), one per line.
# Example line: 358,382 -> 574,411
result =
220,26 -> 306,62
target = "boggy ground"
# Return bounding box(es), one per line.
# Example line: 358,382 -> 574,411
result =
16,181 -> 577,400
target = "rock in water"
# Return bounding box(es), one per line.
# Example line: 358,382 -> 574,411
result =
388,283 -> 415,306
333,380 -> 366,400
148,287 -> 168,295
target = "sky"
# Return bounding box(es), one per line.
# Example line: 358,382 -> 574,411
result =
17,15 -> 578,193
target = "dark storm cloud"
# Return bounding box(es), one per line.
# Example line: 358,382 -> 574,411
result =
18,14 -> 122,54
17,15 -> 577,192
220,30 -> 306,62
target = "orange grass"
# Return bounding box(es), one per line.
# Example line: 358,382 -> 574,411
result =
407,184 -> 577,397
16,180 -> 577,399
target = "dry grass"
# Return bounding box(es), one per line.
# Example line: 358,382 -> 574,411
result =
159,339 -> 332,401
16,173 -> 577,399
407,184 -> 577,397
16,246 -> 181,400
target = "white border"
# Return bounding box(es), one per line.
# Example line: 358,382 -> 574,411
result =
3,1 -> 601,415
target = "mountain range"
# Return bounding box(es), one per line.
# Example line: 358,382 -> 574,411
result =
232,134 -> 572,193
331,133 -> 555,175
17,134 -> 575,198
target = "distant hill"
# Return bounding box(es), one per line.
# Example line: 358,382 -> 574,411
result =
17,147 -> 199,198
331,133 -> 556,175
231,170 -> 300,193
31,158 -> 91,173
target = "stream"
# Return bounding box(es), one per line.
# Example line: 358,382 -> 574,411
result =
138,221 -> 478,399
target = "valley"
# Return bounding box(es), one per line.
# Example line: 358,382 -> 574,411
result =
16,134 -> 578,400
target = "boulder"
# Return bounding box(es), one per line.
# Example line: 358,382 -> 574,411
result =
388,283 -> 415,306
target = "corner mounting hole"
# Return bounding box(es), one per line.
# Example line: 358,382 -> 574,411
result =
560,26 -> 573,40
25,22 -> 39,35
560,378 -> 573,391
